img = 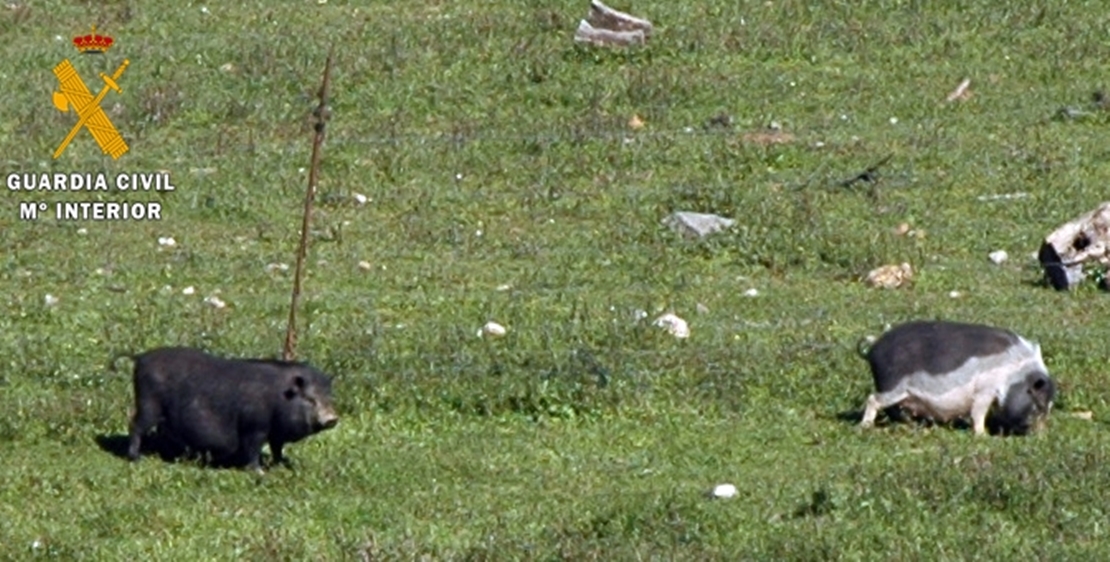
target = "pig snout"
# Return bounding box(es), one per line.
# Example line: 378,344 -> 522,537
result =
316,405 -> 339,430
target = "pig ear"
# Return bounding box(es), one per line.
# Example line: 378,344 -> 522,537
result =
283,375 -> 307,400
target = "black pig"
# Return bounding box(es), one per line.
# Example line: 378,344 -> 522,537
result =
123,347 -> 339,471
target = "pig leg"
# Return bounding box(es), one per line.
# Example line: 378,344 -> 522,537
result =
860,389 -> 909,428
970,395 -> 996,436
240,432 -> 268,473
268,440 -> 291,468
127,399 -> 161,461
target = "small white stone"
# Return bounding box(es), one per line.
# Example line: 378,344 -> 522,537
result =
479,321 -> 507,338
744,288 -> 759,297
653,313 -> 690,339
204,296 -> 227,309
948,290 -> 962,298
157,236 -> 176,247
357,260 -> 372,271
988,250 -> 1008,265
200,6 -> 209,14
889,117 -> 899,125
711,484 -> 738,499
265,262 -> 289,273
44,294 -> 59,307
182,286 -> 196,295
353,193 -> 368,205
496,284 -> 512,291
77,228 -> 87,235
866,263 -> 914,289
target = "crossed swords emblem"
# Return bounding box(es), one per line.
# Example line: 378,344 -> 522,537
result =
51,58 -> 130,159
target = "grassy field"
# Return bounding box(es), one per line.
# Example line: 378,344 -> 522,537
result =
3,0 -> 1110,559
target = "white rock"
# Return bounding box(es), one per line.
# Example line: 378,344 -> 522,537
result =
77,228 -> 87,235
946,78 -> 972,102
663,211 -> 737,239
948,290 -> 962,298
265,262 -> 289,273
744,288 -> 759,297
204,296 -> 227,309
865,263 -> 913,289
495,284 -> 512,291
988,250 -> 1008,265
182,286 -> 196,295
353,193 -> 368,205
711,484 -> 738,499
478,321 -> 507,338
357,260 -> 372,271
653,313 -> 690,339
43,294 -> 59,307
157,236 -> 176,247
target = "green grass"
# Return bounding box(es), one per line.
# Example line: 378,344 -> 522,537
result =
3,0 -> 1110,559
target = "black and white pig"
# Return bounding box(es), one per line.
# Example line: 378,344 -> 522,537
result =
858,320 -> 1056,436
122,347 -> 339,471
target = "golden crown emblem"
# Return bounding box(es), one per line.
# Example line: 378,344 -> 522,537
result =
72,25 -> 114,54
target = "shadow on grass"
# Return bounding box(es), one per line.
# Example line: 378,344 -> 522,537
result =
834,406 -> 1043,437
95,433 -> 289,471
96,435 -> 170,462
834,408 -> 930,430
95,432 -> 181,463
835,409 -> 864,424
